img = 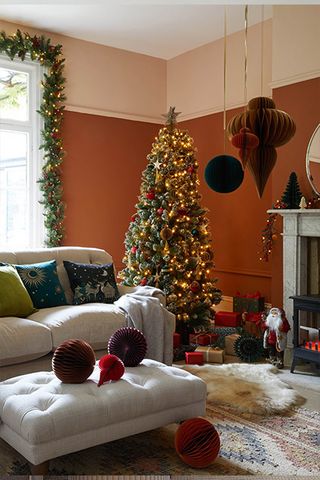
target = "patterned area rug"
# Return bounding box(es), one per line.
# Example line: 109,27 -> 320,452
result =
1,407 -> 319,476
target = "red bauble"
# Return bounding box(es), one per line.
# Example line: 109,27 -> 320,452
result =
231,127 -> 259,150
131,214 -> 136,222
190,281 -> 201,293
97,354 -> 125,387
131,246 -> 137,254
187,166 -> 194,174
140,277 -> 147,286
177,207 -> 187,216
146,190 -> 155,200
157,208 -> 164,216
175,418 -> 220,468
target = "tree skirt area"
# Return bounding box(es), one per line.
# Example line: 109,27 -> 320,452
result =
1,407 -> 319,476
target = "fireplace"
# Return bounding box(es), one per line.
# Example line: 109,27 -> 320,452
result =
290,294 -> 320,372
269,209 -> 320,348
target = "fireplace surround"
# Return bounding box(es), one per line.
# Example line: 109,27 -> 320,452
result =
268,209 -> 320,348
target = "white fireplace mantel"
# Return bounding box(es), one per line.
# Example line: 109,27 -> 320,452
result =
268,209 -> 320,346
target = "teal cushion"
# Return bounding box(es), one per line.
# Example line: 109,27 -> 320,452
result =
15,260 -> 67,309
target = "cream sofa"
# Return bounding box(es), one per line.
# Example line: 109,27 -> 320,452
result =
0,246 -> 173,380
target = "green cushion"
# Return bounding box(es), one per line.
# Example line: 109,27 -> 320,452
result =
0,265 -> 36,317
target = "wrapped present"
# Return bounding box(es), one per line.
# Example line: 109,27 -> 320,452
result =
185,351 -> 204,365
243,312 -> 264,337
225,333 -> 241,355
189,332 -> 219,346
215,311 -> 242,328
233,291 -> 265,313
173,332 -> 181,348
195,346 -> 224,364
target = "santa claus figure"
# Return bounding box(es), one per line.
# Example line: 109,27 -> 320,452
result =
263,307 -> 290,369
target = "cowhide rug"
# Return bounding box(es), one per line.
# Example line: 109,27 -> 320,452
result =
182,362 -> 305,415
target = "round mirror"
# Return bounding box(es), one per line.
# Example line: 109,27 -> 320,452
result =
306,123 -> 320,196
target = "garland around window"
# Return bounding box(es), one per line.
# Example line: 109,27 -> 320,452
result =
0,29 -> 66,247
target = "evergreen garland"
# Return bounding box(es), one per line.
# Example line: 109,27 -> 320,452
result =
0,29 -> 66,246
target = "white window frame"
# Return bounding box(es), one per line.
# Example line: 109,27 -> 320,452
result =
0,54 -> 44,248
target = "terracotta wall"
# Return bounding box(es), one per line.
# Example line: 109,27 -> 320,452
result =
61,111 -> 161,273
270,77 -> 320,307
179,110 -> 272,302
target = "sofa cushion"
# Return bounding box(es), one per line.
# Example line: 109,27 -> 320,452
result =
63,261 -> 120,305
0,247 -> 114,305
28,304 -> 127,350
15,260 -> 67,309
0,317 -> 52,367
0,265 -> 36,318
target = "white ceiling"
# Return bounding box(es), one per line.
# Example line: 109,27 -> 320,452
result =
0,2 -> 274,59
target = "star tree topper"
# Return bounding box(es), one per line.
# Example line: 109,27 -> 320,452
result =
161,106 -> 181,130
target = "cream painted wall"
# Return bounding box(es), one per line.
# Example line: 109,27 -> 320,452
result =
272,5 -> 320,88
0,19 -> 166,123
1,7 -> 319,122
167,20 -> 272,120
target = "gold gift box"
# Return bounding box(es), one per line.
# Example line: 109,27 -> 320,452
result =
195,346 -> 224,364
225,333 -> 241,356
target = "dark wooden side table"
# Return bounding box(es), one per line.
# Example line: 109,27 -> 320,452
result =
290,295 -> 320,373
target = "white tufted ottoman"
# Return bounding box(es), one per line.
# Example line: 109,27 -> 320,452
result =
0,359 -> 206,473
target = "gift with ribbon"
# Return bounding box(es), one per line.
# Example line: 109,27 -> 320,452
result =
224,333 -> 241,355
185,351 -> 204,365
233,291 -> 265,313
242,311 -> 264,337
195,346 -> 224,364
215,311 -> 242,328
189,332 -> 219,346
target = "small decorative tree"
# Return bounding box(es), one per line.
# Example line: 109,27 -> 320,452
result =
119,107 -> 221,333
281,171 -> 302,209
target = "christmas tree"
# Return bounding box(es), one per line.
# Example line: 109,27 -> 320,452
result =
281,171 -> 302,209
119,107 -> 222,332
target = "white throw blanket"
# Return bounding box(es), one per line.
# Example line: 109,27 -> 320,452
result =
114,286 -> 175,365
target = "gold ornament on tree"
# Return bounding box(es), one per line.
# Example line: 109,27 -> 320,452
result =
160,226 -> 173,253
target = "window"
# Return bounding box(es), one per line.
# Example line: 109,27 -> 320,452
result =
0,55 -> 44,249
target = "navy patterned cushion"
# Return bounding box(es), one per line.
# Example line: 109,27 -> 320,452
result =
63,261 -> 120,305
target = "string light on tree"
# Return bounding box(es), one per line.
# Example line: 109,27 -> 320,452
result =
119,107 -> 222,331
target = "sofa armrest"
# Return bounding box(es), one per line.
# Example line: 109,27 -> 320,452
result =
117,284 -> 166,307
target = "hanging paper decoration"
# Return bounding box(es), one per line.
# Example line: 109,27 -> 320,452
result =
231,127 -> 259,169
205,154 -> 244,193
227,97 -> 296,197
205,8 -> 244,195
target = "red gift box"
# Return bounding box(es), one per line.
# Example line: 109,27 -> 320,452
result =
185,352 -> 204,365
215,311 -> 242,328
189,332 -> 219,345
242,311 -> 264,337
173,332 -> 181,348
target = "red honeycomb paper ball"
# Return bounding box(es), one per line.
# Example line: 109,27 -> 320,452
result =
52,339 -> 95,383
175,417 -> 220,468
108,327 -> 147,367
98,354 -> 125,386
